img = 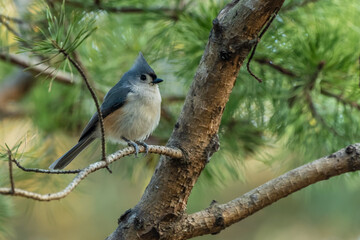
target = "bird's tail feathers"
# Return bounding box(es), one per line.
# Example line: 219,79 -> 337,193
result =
49,136 -> 95,170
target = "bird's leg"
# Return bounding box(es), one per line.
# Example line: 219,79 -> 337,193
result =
135,141 -> 149,155
122,137 -> 139,157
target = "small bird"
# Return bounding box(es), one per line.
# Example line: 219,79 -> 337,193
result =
49,52 -> 163,169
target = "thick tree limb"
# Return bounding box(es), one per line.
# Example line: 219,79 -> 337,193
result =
0,52 -> 75,84
167,144 -> 360,239
0,145 -> 182,201
108,0 -> 285,239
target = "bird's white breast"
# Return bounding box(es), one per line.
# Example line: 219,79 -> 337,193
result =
104,84 -> 161,143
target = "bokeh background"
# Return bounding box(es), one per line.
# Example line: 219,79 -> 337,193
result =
1,0 -> 360,239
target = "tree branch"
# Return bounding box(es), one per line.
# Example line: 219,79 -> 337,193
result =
255,58 -> 297,77
320,88 -> 360,110
0,14 -> 25,24
281,0 -> 321,12
0,15 -> 21,37
108,0 -> 285,239
168,144 -> 360,239
7,148 -> 15,194
0,145 -> 182,201
52,0 -> 183,20
57,47 -> 107,169
12,158 -> 81,174
246,8 -> 280,83
305,90 -> 340,136
0,52 -> 75,84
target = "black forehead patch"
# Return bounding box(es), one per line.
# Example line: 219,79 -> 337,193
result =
149,73 -> 157,80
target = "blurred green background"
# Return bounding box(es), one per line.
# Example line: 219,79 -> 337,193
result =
0,0 -> 360,239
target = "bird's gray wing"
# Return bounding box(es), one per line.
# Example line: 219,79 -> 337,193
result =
78,84 -> 131,141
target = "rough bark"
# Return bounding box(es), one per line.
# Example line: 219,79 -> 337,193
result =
166,144 -> 360,239
107,0 -> 284,239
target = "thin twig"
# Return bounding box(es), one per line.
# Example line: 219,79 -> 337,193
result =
305,90 -> 340,136
52,0 -> 182,21
255,58 -> 297,77
7,150 -> 15,194
0,145 -> 183,201
247,8 -> 279,83
12,159 -> 81,174
282,0 -> 321,12
320,89 -> 360,111
0,14 -> 25,24
0,15 -> 21,37
56,47 -> 106,168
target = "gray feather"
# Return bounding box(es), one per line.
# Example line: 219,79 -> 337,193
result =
48,52 -> 162,169
79,82 -> 131,141
49,136 -> 95,170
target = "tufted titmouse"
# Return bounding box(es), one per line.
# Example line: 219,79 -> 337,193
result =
49,52 -> 163,169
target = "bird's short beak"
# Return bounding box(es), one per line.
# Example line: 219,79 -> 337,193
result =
152,78 -> 163,84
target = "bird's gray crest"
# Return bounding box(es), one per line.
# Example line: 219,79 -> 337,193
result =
130,52 -> 155,74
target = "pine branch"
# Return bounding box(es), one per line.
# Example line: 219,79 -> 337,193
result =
281,0 -> 321,12
0,52 -> 75,84
246,8 -> 280,83
108,0 -> 285,239
0,14 -> 25,24
7,148 -> 15,194
0,15 -> 21,37
12,158 -> 81,174
0,145 -> 182,201
53,0 -> 183,20
305,90 -> 340,136
320,88 -> 360,111
255,58 -> 297,77
168,144 -> 360,238
56,47 -> 107,166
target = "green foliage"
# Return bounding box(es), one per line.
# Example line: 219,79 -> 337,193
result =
17,0 -> 97,83
0,0 -> 359,183
1,0 -> 360,238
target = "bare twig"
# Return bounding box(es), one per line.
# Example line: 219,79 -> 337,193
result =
302,61 -> 341,135
12,158 -> 81,174
52,0 -> 182,20
305,90 -> 340,136
7,149 -> 15,194
168,144 -> 360,238
0,52 -> 75,84
247,8 -> 279,83
255,58 -> 297,77
0,14 -> 25,24
0,15 -> 21,37
282,0 -> 321,12
320,88 -> 360,111
0,145 -> 182,201
56,47 -> 106,167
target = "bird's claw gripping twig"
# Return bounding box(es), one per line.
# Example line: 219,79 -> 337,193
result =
136,141 -> 149,155
122,137 -> 139,157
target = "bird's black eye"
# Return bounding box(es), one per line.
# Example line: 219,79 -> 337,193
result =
140,74 -> 147,81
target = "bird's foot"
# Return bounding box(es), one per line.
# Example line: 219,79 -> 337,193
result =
122,137 -> 139,157
136,141 -> 149,155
